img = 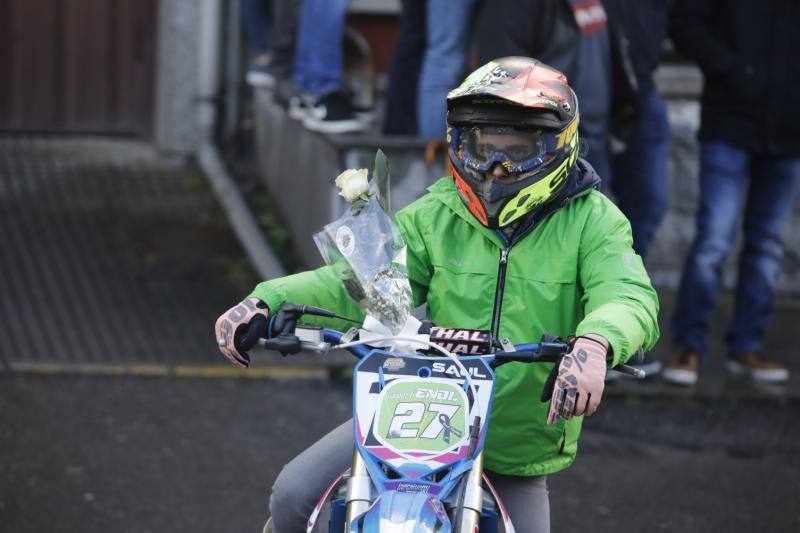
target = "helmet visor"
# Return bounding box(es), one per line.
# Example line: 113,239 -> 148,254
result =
460,125 -> 559,176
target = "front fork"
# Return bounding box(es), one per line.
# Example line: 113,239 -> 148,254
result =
345,446 -> 372,528
457,451 -> 484,532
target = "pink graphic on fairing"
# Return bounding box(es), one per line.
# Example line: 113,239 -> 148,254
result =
306,467 -> 350,533
482,472 -> 516,533
365,445 -> 403,461
429,445 -> 469,464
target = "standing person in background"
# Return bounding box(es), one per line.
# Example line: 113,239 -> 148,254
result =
290,0 -> 368,134
417,0 -> 481,140
241,0 -> 274,88
605,0 -> 670,261
240,0 -> 302,105
664,0 -> 800,386
383,0 -> 426,135
474,0 -> 637,188
268,0 -> 302,106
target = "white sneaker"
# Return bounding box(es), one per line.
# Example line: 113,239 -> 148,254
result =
725,353 -> 789,383
301,92 -> 367,134
662,350 -> 700,386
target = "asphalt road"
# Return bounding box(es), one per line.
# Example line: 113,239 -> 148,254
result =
1,373 -> 797,533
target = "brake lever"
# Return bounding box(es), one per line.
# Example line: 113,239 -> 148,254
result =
257,307 -> 302,356
259,335 -> 302,356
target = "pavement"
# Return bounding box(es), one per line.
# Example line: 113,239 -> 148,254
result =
1,374 -> 797,533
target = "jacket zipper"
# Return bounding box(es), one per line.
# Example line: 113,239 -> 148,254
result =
490,248 -> 510,344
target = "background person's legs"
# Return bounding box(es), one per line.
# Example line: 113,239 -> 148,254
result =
611,87 -> 670,259
292,0 -> 348,97
383,0 -> 427,135
726,155 -> 800,356
670,140 -> 751,359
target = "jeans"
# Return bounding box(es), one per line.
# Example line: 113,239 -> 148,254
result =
417,0 -> 479,140
241,0 -> 271,57
610,87 -> 670,259
293,0 -> 347,97
383,0 -> 426,135
671,140 -> 800,359
269,419 -> 551,533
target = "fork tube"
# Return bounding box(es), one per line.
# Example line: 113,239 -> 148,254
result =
458,451 -> 484,532
345,446 -> 372,527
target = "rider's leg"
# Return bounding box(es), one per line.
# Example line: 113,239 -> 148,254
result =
487,472 -> 550,533
269,419 -> 353,533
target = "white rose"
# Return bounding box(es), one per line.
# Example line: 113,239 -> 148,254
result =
335,168 -> 370,203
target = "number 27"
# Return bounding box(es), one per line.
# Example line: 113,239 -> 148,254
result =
388,402 -> 459,440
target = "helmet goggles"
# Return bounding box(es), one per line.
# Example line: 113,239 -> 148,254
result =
457,125 -> 559,177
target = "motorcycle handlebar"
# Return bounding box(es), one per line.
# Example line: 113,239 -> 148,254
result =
255,304 -> 645,378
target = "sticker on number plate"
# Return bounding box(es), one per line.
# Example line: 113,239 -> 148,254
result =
374,377 -> 468,454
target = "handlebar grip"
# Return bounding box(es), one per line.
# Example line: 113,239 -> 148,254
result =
493,350 -> 562,365
234,314 -> 269,354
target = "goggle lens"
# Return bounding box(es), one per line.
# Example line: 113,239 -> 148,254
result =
461,125 -> 555,173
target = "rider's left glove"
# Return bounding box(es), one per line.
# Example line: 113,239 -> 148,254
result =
541,335 -> 608,425
214,298 -> 270,368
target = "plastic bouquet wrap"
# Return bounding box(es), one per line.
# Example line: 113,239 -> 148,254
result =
313,155 -> 412,334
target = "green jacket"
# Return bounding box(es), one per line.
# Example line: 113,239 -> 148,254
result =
250,172 -> 659,476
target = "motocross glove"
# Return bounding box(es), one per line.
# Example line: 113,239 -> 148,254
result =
214,297 -> 270,368
541,335 -> 608,425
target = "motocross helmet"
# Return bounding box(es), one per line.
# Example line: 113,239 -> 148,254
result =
447,57 -> 580,228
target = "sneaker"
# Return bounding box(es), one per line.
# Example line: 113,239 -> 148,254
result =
246,54 -> 276,88
302,92 -> 367,134
662,349 -> 700,386
350,101 -> 376,122
726,353 -> 789,383
287,91 -> 316,121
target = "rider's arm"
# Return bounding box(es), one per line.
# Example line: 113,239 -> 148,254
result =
574,191 -> 660,367
246,210 -> 433,329
248,265 -> 365,331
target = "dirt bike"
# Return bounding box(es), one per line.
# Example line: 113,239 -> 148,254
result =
251,303 -> 642,532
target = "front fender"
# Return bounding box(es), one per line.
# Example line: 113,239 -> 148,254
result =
351,492 -> 451,532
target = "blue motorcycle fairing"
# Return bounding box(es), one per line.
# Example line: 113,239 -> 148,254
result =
352,351 -> 496,501
350,492 -> 451,533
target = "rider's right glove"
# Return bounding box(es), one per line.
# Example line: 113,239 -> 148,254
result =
214,298 -> 270,368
